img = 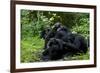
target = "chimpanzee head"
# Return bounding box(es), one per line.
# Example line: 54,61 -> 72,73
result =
52,22 -> 62,31
46,38 -> 64,60
57,26 -> 71,33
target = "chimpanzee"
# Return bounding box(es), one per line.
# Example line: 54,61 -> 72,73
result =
41,22 -> 62,49
42,38 -> 66,61
41,22 -> 88,61
40,22 -> 61,40
42,35 -> 88,61
55,26 -> 88,53
63,34 -> 88,54
45,22 -> 62,41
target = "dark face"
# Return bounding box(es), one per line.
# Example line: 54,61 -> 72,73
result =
47,38 -> 64,60
48,45 -> 62,60
42,44 -> 61,61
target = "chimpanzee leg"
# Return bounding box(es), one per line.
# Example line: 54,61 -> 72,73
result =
73,36 -> 81,49
73,35 -> 88,53
63,40 -> 83,53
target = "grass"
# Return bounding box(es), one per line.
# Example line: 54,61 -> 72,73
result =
21,36 -> 44,62
63,51 -> 89,60
21,36 -> 89,63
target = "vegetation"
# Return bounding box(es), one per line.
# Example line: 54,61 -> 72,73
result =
21,9 -> 90,63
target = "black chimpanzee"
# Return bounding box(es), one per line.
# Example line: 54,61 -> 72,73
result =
42,35 -> 88,61
45,22 -> 62,41
55,26 -> 88,53
40,22 -> 61,40
42,38 -> 66,60
40,22 -> 62,49
41,22 -> 88,61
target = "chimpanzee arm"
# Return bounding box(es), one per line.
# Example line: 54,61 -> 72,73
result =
63,41 -> 83,53
45,30 -> 55,41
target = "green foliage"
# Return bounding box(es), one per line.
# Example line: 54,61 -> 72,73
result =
72,17 -> 89,38
21,36 -> 44,62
